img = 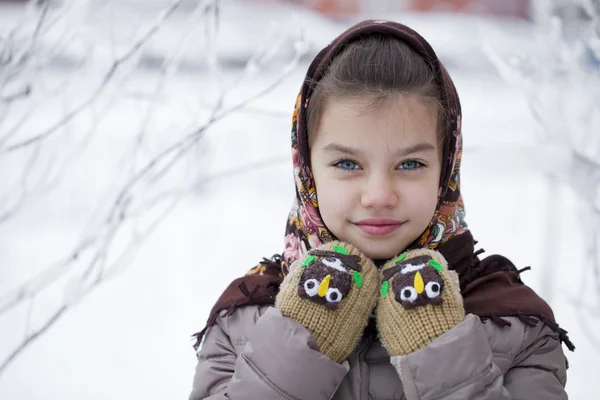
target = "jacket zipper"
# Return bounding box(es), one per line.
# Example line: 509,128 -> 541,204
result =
358,333 -> 376,400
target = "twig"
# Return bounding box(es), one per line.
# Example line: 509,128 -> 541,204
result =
0,0 -> 307,380
0,238 -> 96,316
129,0 -> 211,169
3,0 -> 185,152
0,305 -> 68,377
0,86 -> 31,103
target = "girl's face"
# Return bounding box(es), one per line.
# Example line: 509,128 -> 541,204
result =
310,94 -> 441,260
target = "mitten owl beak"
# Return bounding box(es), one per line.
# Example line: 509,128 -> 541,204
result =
414,272 -> 424,295
318,275 -> 331,297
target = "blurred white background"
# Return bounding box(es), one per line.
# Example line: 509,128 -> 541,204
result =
1,0 -> 599,398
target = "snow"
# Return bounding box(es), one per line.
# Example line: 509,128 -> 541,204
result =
1,2 -> 598,399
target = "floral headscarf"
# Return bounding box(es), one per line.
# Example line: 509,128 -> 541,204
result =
272,20 -> 469,275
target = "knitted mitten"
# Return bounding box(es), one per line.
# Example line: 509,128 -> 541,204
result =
275,241 -> 379,363
376,249 -> 464,357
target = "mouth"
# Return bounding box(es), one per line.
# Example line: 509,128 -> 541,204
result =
353,218 -> 404,236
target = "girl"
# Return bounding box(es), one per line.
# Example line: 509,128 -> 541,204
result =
189,20 -> 574,399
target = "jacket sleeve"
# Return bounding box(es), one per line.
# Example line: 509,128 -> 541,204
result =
189,306 -> 349,400
502,319 -> 568,399
393,313 -> 568,400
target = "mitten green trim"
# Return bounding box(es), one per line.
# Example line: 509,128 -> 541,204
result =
353,271 -> 363,288
381,281 -> 389,298
395,252 -> 407,264
428,259 -> 443,272
333,245 -> 348,255
301,255 -> 316,268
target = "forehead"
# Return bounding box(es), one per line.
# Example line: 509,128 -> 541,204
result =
313,94 -> 439,153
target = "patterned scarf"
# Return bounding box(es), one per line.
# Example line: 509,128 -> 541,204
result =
193,20 -> 574,352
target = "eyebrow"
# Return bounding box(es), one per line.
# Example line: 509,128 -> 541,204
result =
322,142 -> 437,157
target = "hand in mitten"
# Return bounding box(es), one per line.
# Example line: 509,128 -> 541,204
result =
275,241 -> 379,363
376,249 -> 464,357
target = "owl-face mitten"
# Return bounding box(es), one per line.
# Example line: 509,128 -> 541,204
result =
275,241 -> 379,363
376,249 -> 464,358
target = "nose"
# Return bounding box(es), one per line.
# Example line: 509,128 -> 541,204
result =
360,173 -> 398,209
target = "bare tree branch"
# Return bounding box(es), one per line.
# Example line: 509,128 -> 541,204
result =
484,0 -> 600,351
2,0 -> 186,153
0,305 -> 68,376
0,0 -> 308,378
0,86 -> 31,103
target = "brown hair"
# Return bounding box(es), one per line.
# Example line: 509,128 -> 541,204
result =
306,34 -> 445,146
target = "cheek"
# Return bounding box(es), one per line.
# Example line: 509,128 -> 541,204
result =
312,172 -> 359,231
400,179 -> 439,218
316,180 -> 355,219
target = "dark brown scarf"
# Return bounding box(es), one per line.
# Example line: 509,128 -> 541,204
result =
193,20 -> 574,353
194,231 -> 574,352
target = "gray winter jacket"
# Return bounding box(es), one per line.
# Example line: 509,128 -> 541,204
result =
189,305 -> 568,399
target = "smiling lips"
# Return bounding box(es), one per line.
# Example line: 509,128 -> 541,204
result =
353,218 -> 403,236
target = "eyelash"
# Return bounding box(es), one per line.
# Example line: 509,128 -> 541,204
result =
332,159 -> 426,171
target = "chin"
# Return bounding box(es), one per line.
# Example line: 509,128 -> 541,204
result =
333,226 -> 415,260
356,241 -> 407,261
363,249 -> 401,260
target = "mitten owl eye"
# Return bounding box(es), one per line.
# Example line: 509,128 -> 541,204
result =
325,288 -> 343,303
303,279 -> 320,297
425,281 -> 442,298
382,254 -> 445,309
297,248 -> 363,310
399,286 -> 418,303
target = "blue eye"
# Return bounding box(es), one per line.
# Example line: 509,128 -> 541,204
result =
334,160 -> 361,170
397,160 -> 423,170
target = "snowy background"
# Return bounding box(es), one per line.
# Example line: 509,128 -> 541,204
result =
1,0 -> 599,399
